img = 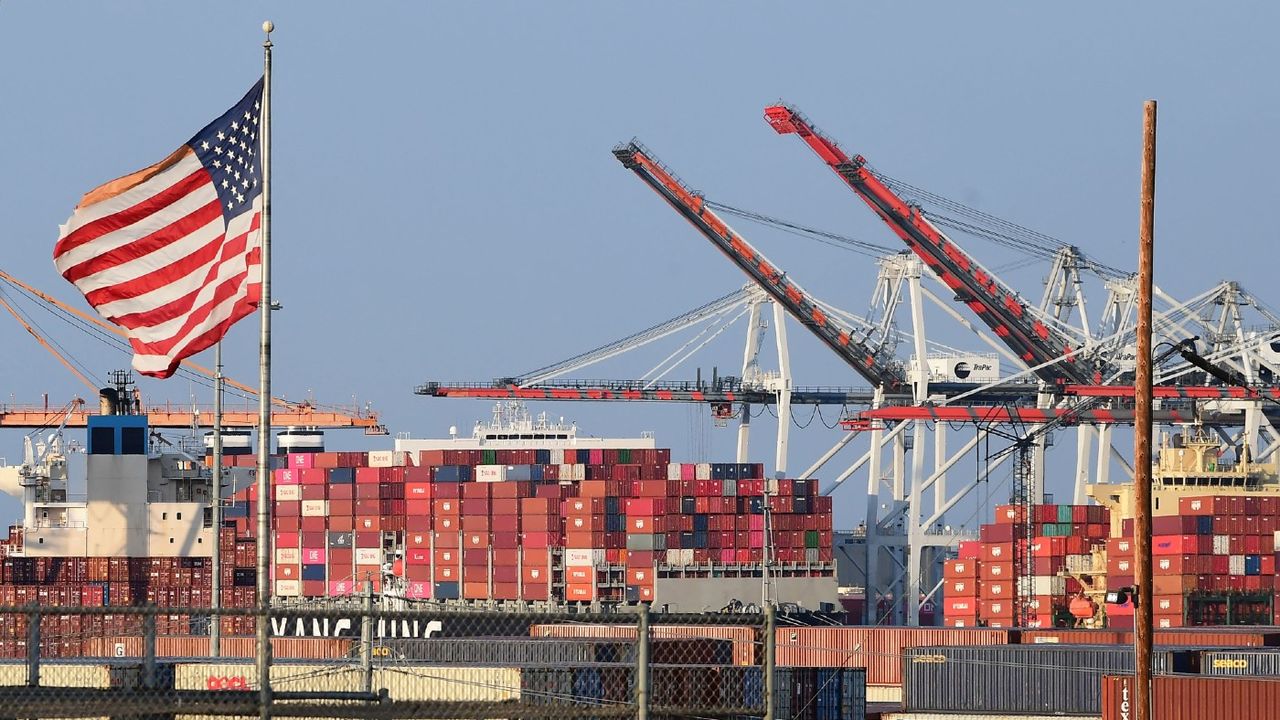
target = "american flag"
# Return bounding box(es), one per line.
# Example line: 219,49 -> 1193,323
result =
54,79 -> 265,379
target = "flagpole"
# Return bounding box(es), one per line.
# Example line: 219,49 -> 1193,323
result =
256,19 -> 274,720
211,341 -> 223,656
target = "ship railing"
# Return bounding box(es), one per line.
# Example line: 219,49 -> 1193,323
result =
30,520 -> 87,529
0,602 -> 782,720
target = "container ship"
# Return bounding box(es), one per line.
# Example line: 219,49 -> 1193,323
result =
942,424 -> 1280,629
0,392 -> 837,639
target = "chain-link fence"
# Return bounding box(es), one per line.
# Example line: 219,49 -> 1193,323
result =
0,603 -> 864,719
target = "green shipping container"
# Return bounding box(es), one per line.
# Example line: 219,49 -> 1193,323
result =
619,449 -> 631,464
1057,505 -> 1074,523
481,449 -> 497,465
805,530 -> 820,548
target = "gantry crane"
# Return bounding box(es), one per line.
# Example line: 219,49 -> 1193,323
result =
764,103 -> 1106,387
0,269 -> 384,432
613,141 -> 908,392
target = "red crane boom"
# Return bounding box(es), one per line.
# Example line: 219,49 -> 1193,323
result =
614,141 -> 907,391
764,103 -> 1102,386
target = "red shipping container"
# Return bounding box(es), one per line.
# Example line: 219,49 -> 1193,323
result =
522,532 -> 557,548
522,514 -> 557,532
1029,536 -> 1065,557
944,597 -> 978,616
1102,674 -> 1280,720
980,523 -> 1017,543
1154,554 -> 1198,574
492,532 -> 520,549
979,580 -> 1014,600
979,562 -> 1015,581
433,499 -> 461,515
980,600 -> 1017,620
565,515 -> 604,532
491,515 -> 520,533
1152,535 -> 1199,555
982,542 -> 1015,563
433,483 -> 461,499
957,541 -> 982,560
435,515 -> 459,532
405,482 -> 433,499
461,515 -> 491,532
1180,496 -> 1226,516
944,559 -> 979,579
993,504 -> 1026,524
461,483 -> 490,499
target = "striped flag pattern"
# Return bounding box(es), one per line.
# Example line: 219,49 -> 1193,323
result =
54,79 -> 265,379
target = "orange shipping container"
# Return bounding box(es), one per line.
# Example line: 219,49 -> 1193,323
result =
982,542 -> 1014,562
943,559 -> 978,579
980,600 -> 1017,620
979,580 -> 1015,600
1102,675 -> 1280,720
565,582 -> 595,601
979,561 -> 1014,581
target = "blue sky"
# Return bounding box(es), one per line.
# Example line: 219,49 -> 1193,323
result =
1,3 -> 1277,530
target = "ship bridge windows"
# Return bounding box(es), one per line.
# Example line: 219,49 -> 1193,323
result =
121,427 -> 145,454
90,427 -> 114,455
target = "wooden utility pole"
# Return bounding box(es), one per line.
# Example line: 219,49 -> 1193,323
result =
1133,99 -> 1157,720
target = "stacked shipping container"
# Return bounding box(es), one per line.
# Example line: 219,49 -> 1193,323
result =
1107,494 -> 1279,627
942,503 -> 1109,628
210,447 -> 835,606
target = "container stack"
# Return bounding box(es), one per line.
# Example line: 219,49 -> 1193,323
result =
239,449 -> 836,605
944,503 -> 1109,628
1107,494 -> 1278,628
941,543 -> 981,628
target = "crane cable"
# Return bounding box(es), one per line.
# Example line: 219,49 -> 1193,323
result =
0,274 -> 260,402
868,168 -> 1130,279
703,200 -> 898,258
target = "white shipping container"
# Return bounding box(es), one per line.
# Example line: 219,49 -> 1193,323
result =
276,548 -> 300,565
1065,554 -> 1093,573
274,579 -> 301,596
679,549 -> 694,565
1213,535 -> 1231,555
475,465 -> 506,483
550,449 -> 565,465
368,450 -> 407,468
275,485 -> 301,502
301,500 -> 328,517
667,463 -> 682,481
355,548 -> 381,565
1229,555 -> 1246,575
695,463 -> 712,480
572,464 -> 586,481
1029,576 -> 1065,596
565,548 -> 604,567
665,549 -> 683,565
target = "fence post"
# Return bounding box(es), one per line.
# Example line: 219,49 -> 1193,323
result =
763,604 -> 776,720
25,605 -> 39,688
143,605 -> 157,690
635,604 -> 650,720
361,580 -> 374,694
259,605 -> 273,720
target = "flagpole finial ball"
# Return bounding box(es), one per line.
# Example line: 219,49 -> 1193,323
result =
262,20 -> 274,34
